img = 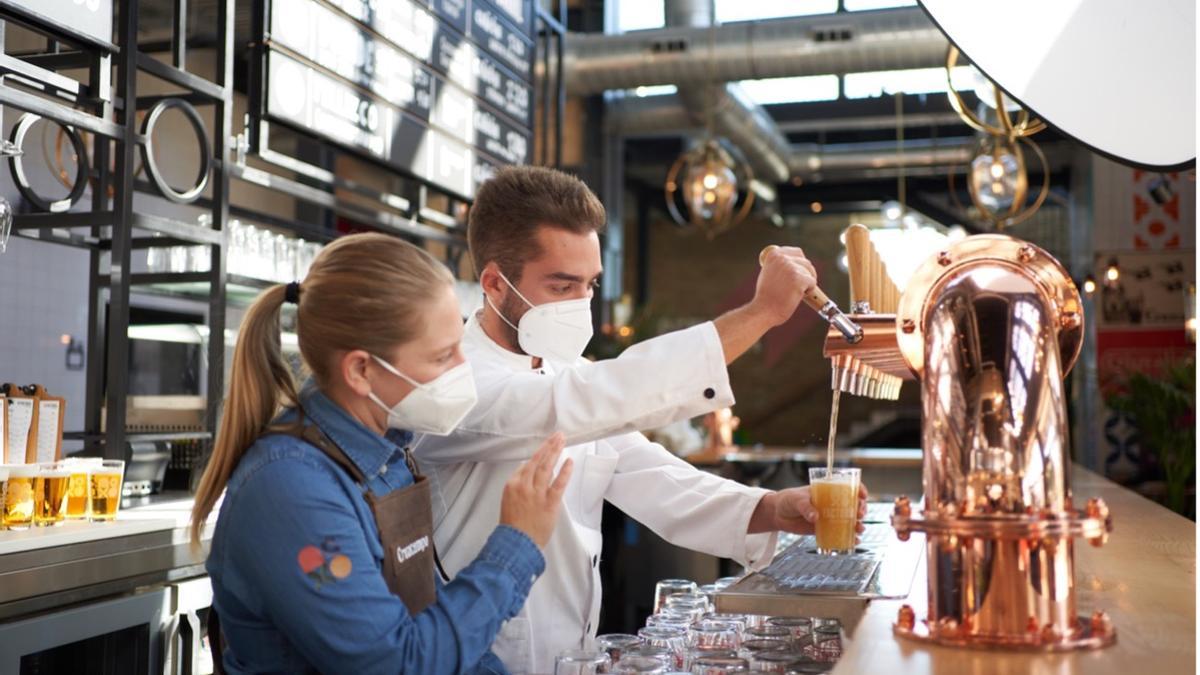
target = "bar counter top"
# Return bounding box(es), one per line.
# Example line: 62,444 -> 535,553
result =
834,466 -> 1195,674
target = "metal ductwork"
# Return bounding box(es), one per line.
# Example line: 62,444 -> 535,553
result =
593,4 -> 956,187
789,140 -> 974,176
607,94 -> 976,182
664,0 -> 795,184
565,7 -> 947,96
683,82 -> 793,183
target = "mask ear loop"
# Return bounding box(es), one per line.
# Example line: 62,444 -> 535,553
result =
495,270 -> 535,308
371,354 -> 421,387
367,354 -> 422,415
484,292 -> 521,332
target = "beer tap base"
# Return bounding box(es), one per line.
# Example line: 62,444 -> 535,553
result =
893,612 -> 1117,652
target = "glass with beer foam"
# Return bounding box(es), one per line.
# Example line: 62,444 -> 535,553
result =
2,464 -> 38,530
89,460 -> 125,522
63,457 -> 101,519
808,467 -> 861,555
34,462 -> 71,526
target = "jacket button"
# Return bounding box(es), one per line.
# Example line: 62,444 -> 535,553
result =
704,387 -> 716,399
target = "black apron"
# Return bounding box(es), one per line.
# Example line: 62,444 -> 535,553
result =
209,422 -> 443,673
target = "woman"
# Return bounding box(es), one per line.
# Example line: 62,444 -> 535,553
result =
190,233 -> 572,674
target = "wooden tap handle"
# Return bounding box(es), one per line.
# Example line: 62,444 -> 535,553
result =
843,224 -> 872,307
759,245 -> 833,312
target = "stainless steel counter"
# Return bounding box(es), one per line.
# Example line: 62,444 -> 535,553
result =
0,492 -> 213,621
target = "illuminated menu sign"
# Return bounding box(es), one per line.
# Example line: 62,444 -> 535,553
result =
260,0 -> 533,199
0,0 -> 114,48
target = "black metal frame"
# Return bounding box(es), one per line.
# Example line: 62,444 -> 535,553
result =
0,0 -> 234,461
536,0 -> 567,168
0,0 -> 564,462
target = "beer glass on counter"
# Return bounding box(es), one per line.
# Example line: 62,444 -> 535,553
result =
63,457 -> 101,519
808,467 -> 861,555
595,634 -> 641,665
2,464 -> 37,530
33,462 -> 70,526
89,460 -> 125,522
0,466 -> 8,529
610,655 -> 669,674
553,649 -> 611,675
653,578 -> 698,613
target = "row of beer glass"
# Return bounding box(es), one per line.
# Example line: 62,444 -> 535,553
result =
553,578 -> 841,674
0,458 -> 125,530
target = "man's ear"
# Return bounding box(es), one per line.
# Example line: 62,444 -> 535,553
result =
479,261 -> 505,298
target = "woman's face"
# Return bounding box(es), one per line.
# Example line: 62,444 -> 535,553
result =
366,283 -> 466,412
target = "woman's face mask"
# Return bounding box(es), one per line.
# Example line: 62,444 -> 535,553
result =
368,356 -> 478,436
485,270 -> 594,364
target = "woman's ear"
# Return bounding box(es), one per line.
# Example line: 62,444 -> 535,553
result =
340,350 -> 374,397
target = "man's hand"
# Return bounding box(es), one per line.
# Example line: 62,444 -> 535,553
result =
751,246 -> 818,327
713,246 -> 819,365
748,483 -> 870,535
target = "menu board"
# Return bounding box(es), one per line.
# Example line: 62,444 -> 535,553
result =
7,398 -> 32,463
35,399 -> 62,464
259,0 -> 534,199
0,0 -> 114,47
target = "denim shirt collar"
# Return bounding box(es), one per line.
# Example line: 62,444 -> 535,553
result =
297,382 -> 414,480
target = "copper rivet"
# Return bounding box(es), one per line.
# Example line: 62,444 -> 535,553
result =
1061,311 -> 1082,330
1026,617 -> 1040,634
1041,624 -> 1062,643
894,495 -> 912,517
937,617 -> 959,637
1018,245 -> 1036,262
901,319 -> 916,334
937,251 -> 952,266
897,605 -> 916,631
1090,610 -> 1112,636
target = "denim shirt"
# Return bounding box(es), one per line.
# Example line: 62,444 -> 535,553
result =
206,385 -> 545,674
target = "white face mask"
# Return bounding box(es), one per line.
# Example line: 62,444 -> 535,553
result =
368,356 -> 477,436
487,270 -> 594,364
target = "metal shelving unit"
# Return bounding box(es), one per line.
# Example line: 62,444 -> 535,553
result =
0,0 -> 564,467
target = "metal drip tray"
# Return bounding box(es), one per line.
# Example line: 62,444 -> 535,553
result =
715,517 -> 924,627
759,543 -> 881,594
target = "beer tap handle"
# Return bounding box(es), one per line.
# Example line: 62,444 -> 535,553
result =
844,224 -> 873,313
759,245 -> 863,344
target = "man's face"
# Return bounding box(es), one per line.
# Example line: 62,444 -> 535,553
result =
496,225 -> 603,344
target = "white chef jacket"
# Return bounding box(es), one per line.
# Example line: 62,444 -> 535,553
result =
414,312 -> 779,675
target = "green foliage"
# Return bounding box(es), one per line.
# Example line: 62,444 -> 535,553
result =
1106,359 -> 1196,514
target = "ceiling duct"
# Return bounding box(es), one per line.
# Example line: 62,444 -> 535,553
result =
564,7 -> 947,96
607,93 -> 976,182
665,0 -> 793,184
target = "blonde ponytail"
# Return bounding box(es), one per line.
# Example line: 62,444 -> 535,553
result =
190,284 -> 299,544
189,233 -> 453,545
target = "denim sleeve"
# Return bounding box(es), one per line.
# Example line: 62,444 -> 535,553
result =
225,454 -> 544,675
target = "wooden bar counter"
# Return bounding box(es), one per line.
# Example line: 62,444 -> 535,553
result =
835,467 -> 1196,674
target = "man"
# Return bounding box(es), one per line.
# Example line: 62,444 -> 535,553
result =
416,166 -> 867,674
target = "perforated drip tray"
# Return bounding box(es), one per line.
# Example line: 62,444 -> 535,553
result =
714,517 -> 925,622
760,543 -> 881,595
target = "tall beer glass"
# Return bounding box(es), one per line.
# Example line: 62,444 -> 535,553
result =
808,467 -> 860,555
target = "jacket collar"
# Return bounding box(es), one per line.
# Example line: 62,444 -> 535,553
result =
298,382 -> 413,479
464,310 -> 539,372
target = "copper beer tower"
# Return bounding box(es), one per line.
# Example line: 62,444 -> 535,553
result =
826,233 -> 1116,651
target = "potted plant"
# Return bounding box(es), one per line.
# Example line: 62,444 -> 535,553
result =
1105,359 -> 1195,516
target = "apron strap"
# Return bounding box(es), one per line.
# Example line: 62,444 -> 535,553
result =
207,605 -> 226,675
